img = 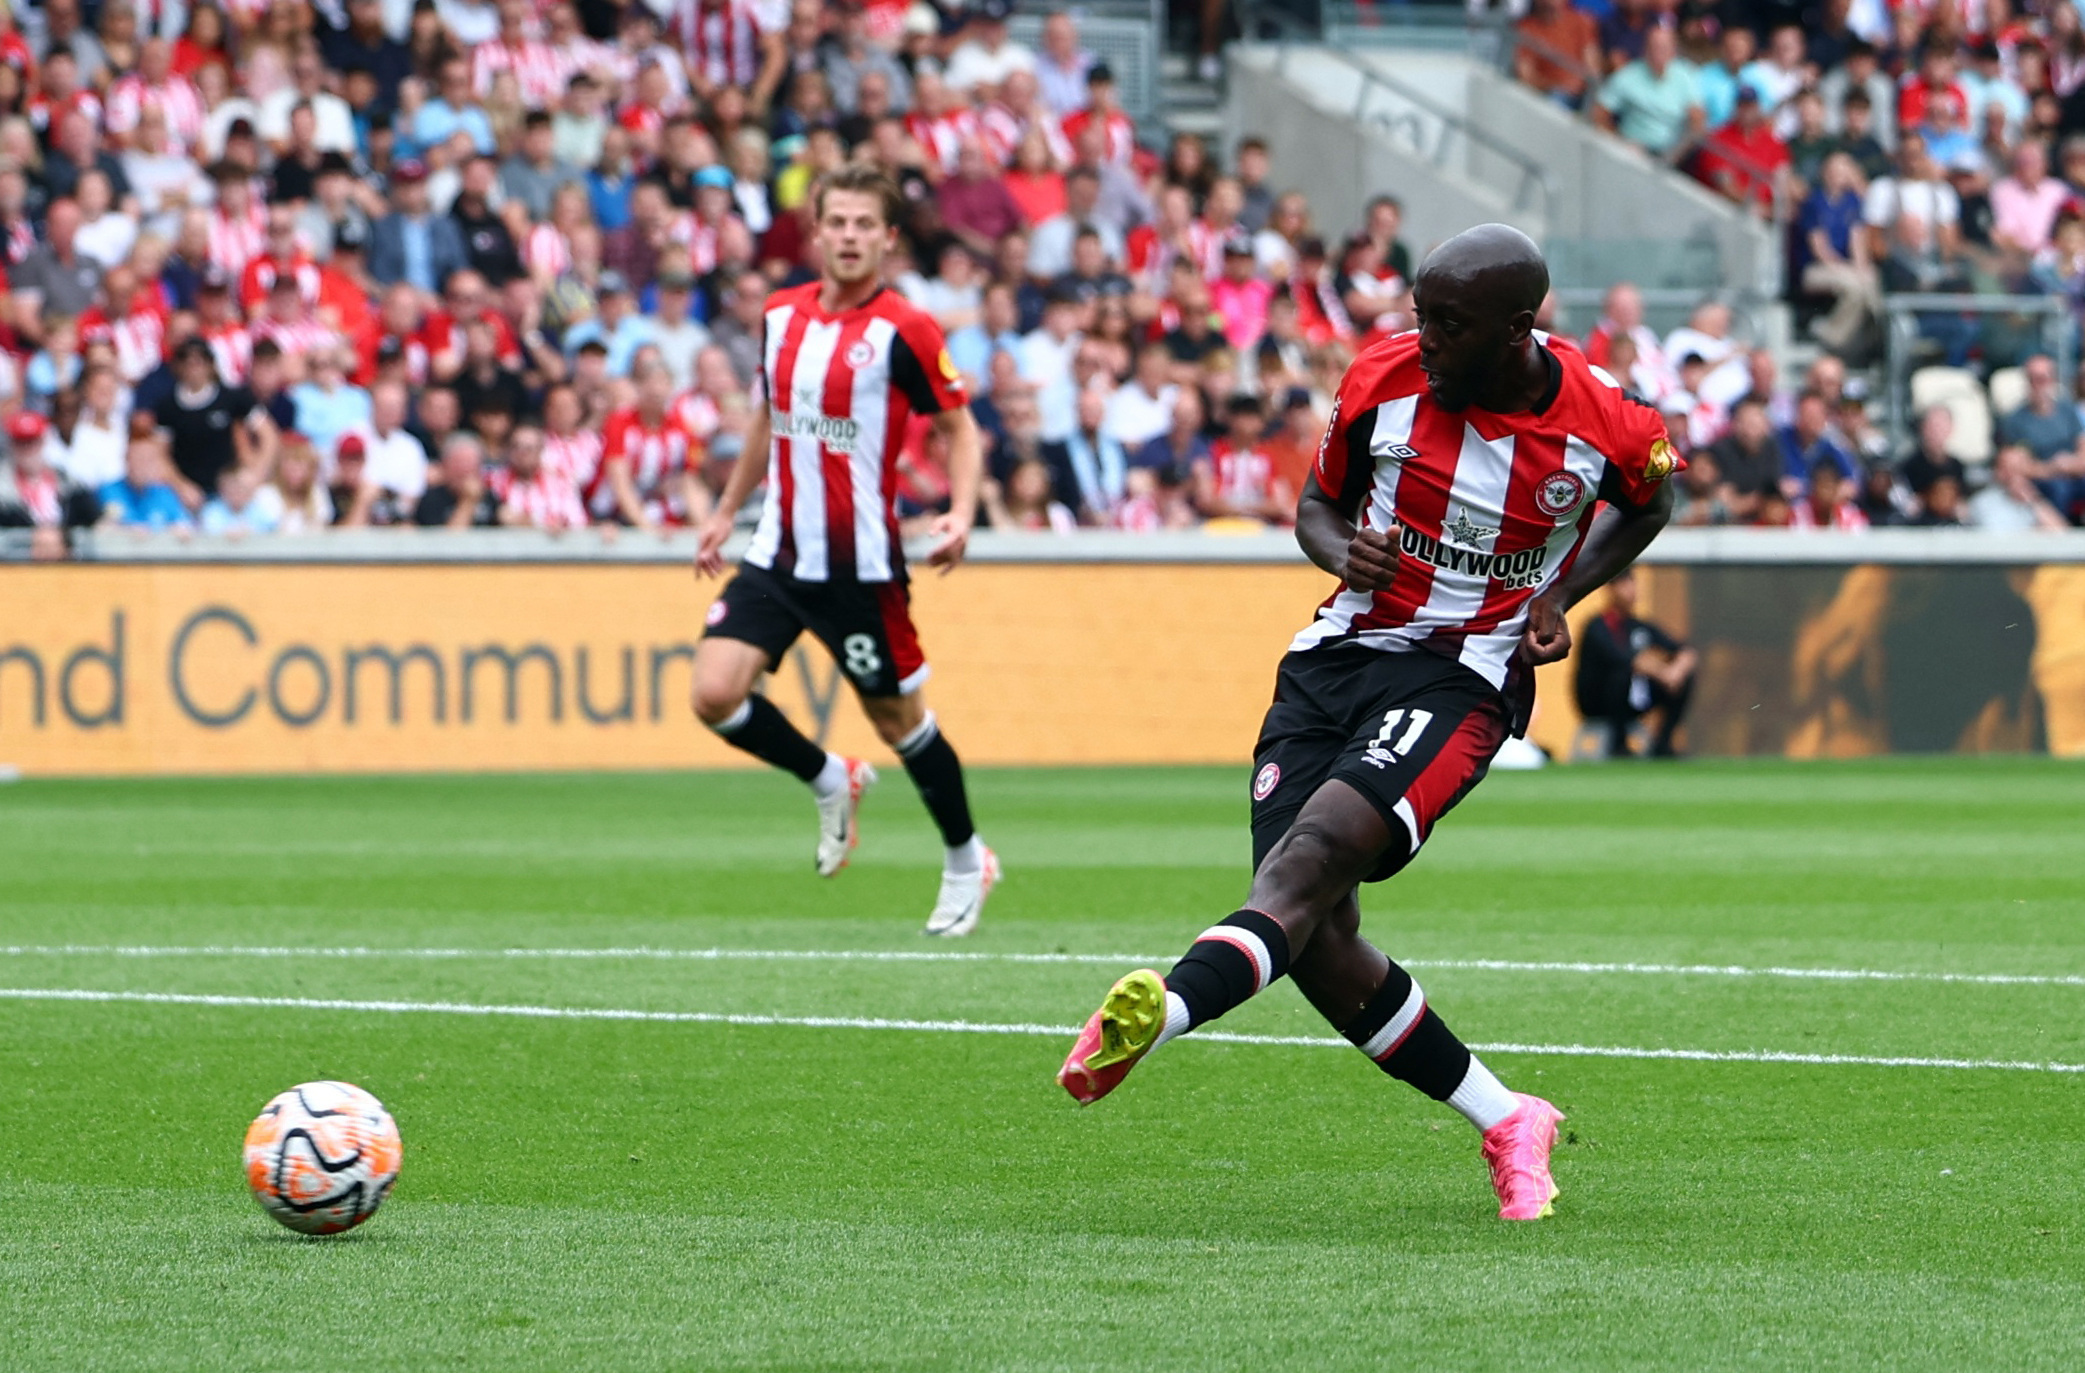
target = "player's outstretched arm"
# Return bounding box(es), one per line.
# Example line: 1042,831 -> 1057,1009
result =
696,409 -> 772,578
1521,481 -> 1675,666
1296,473 -> 1399,593
924,406 -> 982,573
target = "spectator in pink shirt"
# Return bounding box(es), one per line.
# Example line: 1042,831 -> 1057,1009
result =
1991,140 -> 2073,257
1209,235 -> 1273,350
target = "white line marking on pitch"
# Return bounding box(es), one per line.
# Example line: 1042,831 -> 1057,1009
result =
5,944 -> 2085,989
1,986 -> 2079,1075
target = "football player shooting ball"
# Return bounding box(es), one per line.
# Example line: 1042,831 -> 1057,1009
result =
1059,224 -> 1682,1221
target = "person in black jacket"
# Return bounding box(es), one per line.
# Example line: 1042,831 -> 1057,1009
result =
1572,570 -> 1697,758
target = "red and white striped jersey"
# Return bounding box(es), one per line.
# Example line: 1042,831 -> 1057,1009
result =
591,405 -> 702,523
1295,330 -> 1681,690
746,283 -> 968,584
905,107 -> 982,176
104,74 -> 206,150
978,101 -> 1070,167
543,428 -> 602,493
492,464 -> 588,529
253,315 -> 339,359
240,253 -> 320,315
206,204 -> 267,278
472,39 -> 566,108
78,300 -> 168,383
1060,108 -> 1135,167
1208,440 -> 1278,509
201,322 -> 254,385
672,0 -> 770,90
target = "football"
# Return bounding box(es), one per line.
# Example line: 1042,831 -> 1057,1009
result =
242,1081 -> 402,1236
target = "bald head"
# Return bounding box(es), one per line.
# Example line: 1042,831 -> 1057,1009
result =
1415,224 -> 1549,318
1411,223 -> 1553,411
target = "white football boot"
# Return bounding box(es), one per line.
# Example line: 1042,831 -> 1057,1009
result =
815,759 -> 877,877
923,844 -> 1000,937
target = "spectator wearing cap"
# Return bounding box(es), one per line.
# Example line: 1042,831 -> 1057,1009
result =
500,112 -> 581,224
14,198 -> 104,331
1027,167 -> 1123,281
561,270 -> 656,378
0,410 -> 102,536
1036,11 -> 1096,118
1991,140 -> 2070,257
1699,86 -> 1790,213
99,433 -> 193,531
1210,234 -> 1275,350
938,139 -> 1025,260
1595,27 -> 1703,158
370,159 -> 469,296
945,0 -> 1035,96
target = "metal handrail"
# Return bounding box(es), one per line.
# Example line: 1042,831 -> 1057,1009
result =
1881,293 -> 2077,449
1270,42 -> 1560,220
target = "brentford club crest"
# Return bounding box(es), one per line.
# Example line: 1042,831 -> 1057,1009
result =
705,600 -> 728,627
1252,762 -> 1282,801
845,339 -> 876,368
1535,471 -> 1587,517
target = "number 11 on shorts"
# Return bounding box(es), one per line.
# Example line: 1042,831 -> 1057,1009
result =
1364,708 -> 1433,769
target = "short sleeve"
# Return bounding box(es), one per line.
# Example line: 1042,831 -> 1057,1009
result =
1605,395 -> 1686,508
889,316 -> 968,416
1309,385 -> 1376,511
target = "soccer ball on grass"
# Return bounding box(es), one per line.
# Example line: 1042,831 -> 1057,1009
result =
243,1080 -> 402,1235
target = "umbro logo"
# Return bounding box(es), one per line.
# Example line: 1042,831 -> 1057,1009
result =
1382,443 -> 1419,461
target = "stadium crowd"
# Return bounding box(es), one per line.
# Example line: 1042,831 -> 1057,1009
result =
0,0 -> 2076,558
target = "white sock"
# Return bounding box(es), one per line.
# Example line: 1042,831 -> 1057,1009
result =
1153,990 -> 1192,1049
944,834 -> 985,875
809,753 -> 849,800
1445,1056 -> 1521,1132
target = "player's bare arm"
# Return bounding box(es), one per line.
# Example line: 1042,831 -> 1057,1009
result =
1296,473 -> 1398,593
925,405 -> 982,572
695,409 -> 772,578
1520,479 -> 1674,666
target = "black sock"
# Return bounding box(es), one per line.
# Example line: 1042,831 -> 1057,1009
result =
894,711 -> 975,847
1166,909 -> 1291,1028
1339,960 -> 1473,1101
711,695 -> 826,783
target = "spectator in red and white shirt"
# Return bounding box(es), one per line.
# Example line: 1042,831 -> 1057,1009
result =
1061,63 -> 1136,169
1194,392 -> 1294,525
240,203 -> 321,315
592,356 -> 708,528
77,263 -> 168,384
1787,461 -> 1870,531
195,269 -> 255,385
493,423 -> 588,529
26,50 -> 104,146
473,0 -> 566,109
252,276 -> 339,379
541,381 -> 602,495
206,164 -> 268,278
907,69 -> 983,177
672,0 -> 785,110
105,38 -> 206,153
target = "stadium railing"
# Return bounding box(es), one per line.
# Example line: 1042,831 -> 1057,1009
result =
1881,293 -> 2078,451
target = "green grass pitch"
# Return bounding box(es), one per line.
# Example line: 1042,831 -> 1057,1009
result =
3,758 -> 2085,1370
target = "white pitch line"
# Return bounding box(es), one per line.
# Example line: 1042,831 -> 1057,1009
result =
1,986 -> 2081,1076
5,944 -> 2085,989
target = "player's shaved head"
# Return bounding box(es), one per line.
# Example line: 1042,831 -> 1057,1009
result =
1411,223 -> 1553,412
1415,223 -> 1549,319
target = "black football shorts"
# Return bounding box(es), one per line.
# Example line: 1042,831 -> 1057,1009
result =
1249,645 -> 1509,883
703,562 -> 930,699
